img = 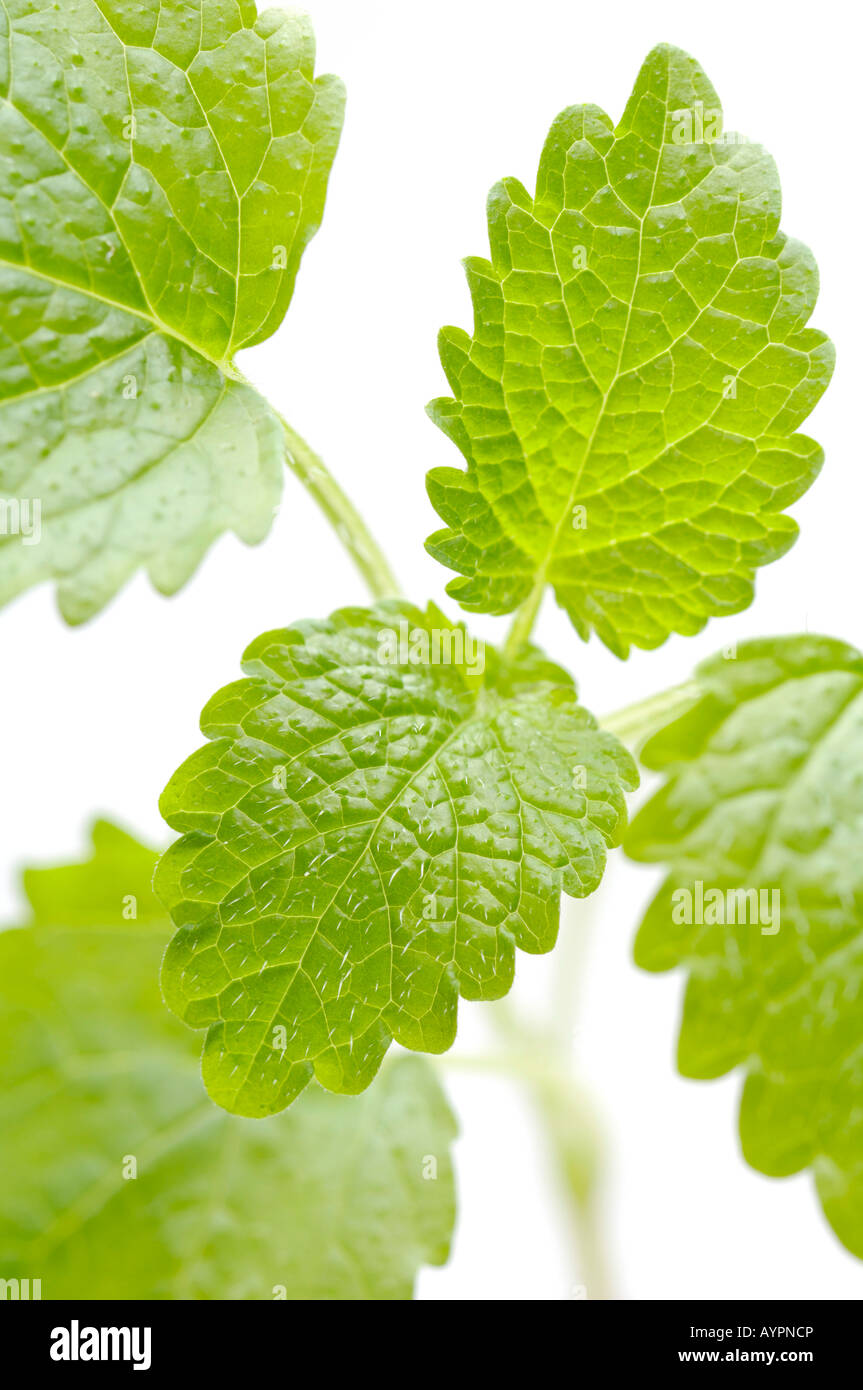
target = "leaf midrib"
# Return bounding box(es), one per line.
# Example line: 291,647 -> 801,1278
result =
523,99 -> 675,596
218,696 -> 493,1105
487,111 -> 765,609
0,255 -> 240,382
1,0 -> 245,379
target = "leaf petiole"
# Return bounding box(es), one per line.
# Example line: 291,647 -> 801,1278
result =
278,416 -> 403,601
503,577 -> 547,661
600,680 -> 701,751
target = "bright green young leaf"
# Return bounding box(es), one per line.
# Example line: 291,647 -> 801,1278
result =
157,600 -> 637,1116
0,820 -> 457,1299
426,44 -> 833,658
0,1 -> 343,621
625,636 -> 863,1258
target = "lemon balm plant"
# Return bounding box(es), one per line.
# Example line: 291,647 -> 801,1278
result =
0,1 -> 857,1299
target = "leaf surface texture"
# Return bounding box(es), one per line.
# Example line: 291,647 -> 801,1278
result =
0,0 -> 343,619
158,600 -> 637,1115
426,44 -> 832,656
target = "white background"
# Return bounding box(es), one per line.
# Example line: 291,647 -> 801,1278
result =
3,0 -> 862,1299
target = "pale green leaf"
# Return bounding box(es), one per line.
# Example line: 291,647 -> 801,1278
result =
626,636 -> 863,1257
0,1 -> 343,620
426,44 -> 833,657
157,600 -> 637,1116
0,821 -> 457,1299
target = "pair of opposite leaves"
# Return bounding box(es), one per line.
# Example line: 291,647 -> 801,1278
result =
2,1 -> 858,1260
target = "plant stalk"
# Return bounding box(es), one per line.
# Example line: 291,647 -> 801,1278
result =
503,577 -> 547,661
528,1069 -> 612,1302
482,998 -> 615,1300
270,398 -> 699,1300
599,679 -> 701,750
279,416 -> 402,601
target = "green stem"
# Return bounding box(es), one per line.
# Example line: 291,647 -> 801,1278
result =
600,678 -> 701,750
461,1038 -> 613,1299
529,1070 -> 611,1302
278,415 -> 402,602
503,577 -> 547,661
269,388 -> 697,1300
477,980 -> 615,1300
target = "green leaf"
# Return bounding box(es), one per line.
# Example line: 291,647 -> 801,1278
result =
625,636 -> 863,1258
0,1 -> 344,621
426,44 -> 833,658
0,821 -> 457,1299
158,599 -> 637,1116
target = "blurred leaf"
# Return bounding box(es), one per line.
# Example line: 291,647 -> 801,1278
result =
626,636 -> 863,1258
0,822 -> 456,1299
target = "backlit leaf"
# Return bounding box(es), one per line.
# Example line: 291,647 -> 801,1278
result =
0,1 -> 343,619
0,820 -> 457,1299
426,45 -> 832,657
626,636 -> 863,1257
158,600 -> 637,1115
